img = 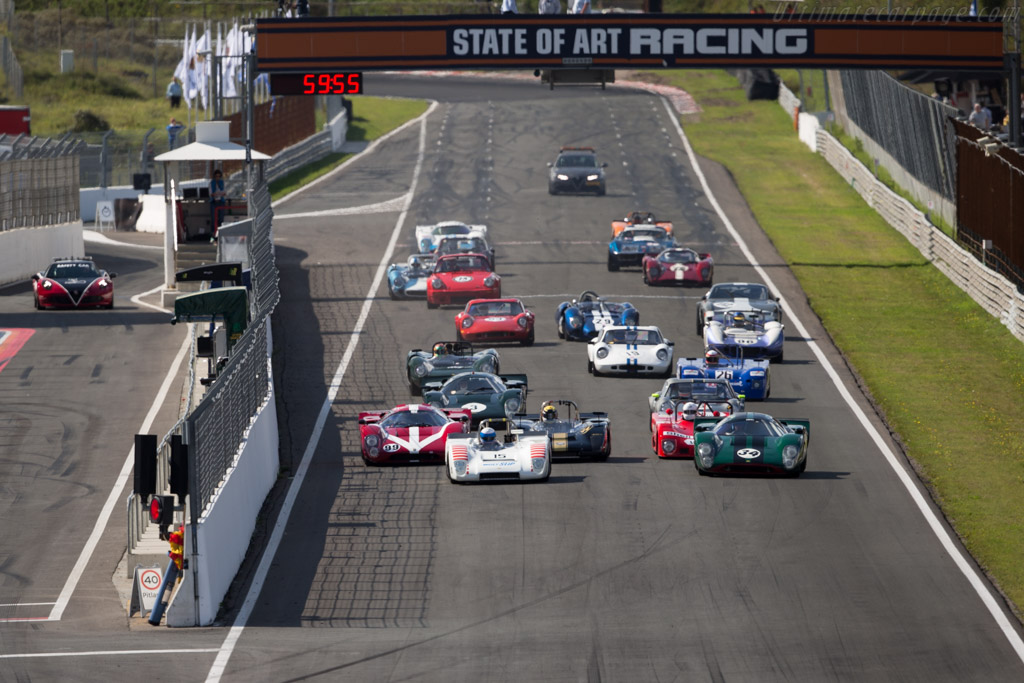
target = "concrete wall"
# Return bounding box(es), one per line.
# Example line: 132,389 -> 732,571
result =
0,222 -> 84,286
166,323 -> 279,626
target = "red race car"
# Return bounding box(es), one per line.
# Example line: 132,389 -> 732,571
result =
455,298 -> 535,346
641,247 -> 713,287
651,399 -> 735,459
427,253 -> 500,309
358,403 -> 471,465
32,257 -> 117,310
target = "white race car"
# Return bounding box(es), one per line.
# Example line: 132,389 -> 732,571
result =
587,325 -> 674,377
415,221 -> 489,255
445,419 -> 551,483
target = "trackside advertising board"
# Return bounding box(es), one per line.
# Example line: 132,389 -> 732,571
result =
255,14 -> 1004,72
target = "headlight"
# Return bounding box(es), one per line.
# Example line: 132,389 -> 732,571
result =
531,456 -> 546,473
431,277 -> 445,289
596,347 -> 609,359
697,442 -> 715,468
504,397 -> 520,415
461,316 -> 474,329
568,315 -> 582,329
477,358 -> 494,373
656,349 -> 668,361
453,460 -> 468,476
782,444 -> 799,468
483,274 -> 498,287
586,174 -> 599,181
517,316 -> 528,328
556,173 -> 569,180
579,423 -> 593,434
413,362 -> 429,377
661,439 -> 677,454
393,275 -> 405,288
97,279 -> 109,288
364,434 -> 380,447
42,280 -> 53,289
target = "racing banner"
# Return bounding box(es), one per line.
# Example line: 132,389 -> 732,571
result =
255,14 -> 1004,72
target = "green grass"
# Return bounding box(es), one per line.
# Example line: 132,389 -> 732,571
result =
268,96 -> 428,199
652,68 -> 1024,615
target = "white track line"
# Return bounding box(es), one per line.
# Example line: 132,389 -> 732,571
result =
0,649 -> 219,659
204,101 -> 438,683
83,230 -> 163,250
663,97 -> 1024,663
47,316 -> 192,622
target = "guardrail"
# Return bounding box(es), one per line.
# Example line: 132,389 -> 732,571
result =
816,127 -> 1024,342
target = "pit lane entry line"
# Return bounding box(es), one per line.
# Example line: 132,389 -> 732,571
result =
204,101 -> 438,683
665,97 -> 1024,663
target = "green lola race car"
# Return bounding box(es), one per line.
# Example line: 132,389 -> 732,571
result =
693,412 -> 809,477
406,341 -> 499,395
423,371 -> 528,424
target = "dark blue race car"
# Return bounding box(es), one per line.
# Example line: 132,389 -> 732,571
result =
555,290 -> 639,341
608,226 -> 676,271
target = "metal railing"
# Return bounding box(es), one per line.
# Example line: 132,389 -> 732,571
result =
0,35 -> 22,99
817,127 -> 1024,342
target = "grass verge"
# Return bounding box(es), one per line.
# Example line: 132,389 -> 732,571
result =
649,68 -> 1024,615
268,96 -> 428,199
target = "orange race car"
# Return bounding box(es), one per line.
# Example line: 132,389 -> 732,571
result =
610,210 -> 674,239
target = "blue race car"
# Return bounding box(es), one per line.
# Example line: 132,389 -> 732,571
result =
704,307 -> 785,362
555,290 -> 639,341
387,253 -> 436,299
607,226 -> 676,271
676,349 -> 771,400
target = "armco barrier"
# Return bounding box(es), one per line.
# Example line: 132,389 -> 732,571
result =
814,126 -> 1024,342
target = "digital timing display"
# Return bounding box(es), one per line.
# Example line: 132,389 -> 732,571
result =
270,72 -> 363,95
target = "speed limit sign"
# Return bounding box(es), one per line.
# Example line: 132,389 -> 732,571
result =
131,565 -> 164,615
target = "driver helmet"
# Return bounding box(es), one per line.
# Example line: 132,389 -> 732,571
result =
705,349 -> 721,366
681,402 -> 698,421
433,342 -> 446,356
542,404 -> 558,421
732,313 -> 747,328
479,427 -> 496,444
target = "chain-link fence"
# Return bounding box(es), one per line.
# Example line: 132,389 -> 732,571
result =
0,35 -> 22,99
0,133 -> 82,230
183,181 -> 278,518
828,70 -> 960,226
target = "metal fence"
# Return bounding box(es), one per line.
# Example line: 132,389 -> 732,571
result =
0,35 -> 22,99
828,70 -> 959,227
817,127 -> 1024,342
0,133 -> 82,230
184,182 -> 278,518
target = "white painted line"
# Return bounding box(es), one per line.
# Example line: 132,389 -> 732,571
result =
83,230 -> 163,250
205,101 -> 438,683
0,649 -> 220,659
0,602 -> 55,607
131,283 -> 174,313
663,97 -> 1024,663
274,195 -> 408,219
48,327 -> 192,622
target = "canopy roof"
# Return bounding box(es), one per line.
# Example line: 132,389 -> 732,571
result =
173,286 -> 249,345
154,120 -> 271,162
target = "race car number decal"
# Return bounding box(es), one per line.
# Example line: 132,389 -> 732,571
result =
593,316 -> 614,327
462,402 -> 487,413
383,443 -> 401,452
734,338 -> 756,344
453,275 -> 473,283
625,350 -> 640,357
736,448 -> 762,460
714,370 -> 734,379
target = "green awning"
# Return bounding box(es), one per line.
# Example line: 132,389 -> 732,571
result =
172,286 -> 249,344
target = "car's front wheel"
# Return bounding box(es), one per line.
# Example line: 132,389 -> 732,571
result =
594,429 -> 611,461
607,255 -> 619,272
557,318 -> 565,339
521,329 -> 534,346
427,299 -> 439,310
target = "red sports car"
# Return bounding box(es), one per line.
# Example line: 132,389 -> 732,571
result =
358,403 -> 471,465
651,399 -> 734,459
427,253 -> 501,309
641,247 -> 713,287
455,298 -> 535,346
32,257 -> 117,310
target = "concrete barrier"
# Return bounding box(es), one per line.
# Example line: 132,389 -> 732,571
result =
0,222 -> 84,286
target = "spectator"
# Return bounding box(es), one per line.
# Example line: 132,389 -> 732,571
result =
539,0 -> 561,12
501,0 -> 517,13
209,169 -> 227,240
166,77 -> 183,109
166,117 -> 185,149
295,0 -> 309,16
569,0 -> 591,12
969,102 -> 991,130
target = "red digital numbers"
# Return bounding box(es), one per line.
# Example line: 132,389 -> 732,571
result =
301,72 -> 361,94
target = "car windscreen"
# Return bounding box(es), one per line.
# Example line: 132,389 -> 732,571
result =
660,250 -> 697,263
603,328 -> 662,345
668,380 -> 731,400
47,262 -> 100,278
438,238 -> 485,255
620,229 -> 666,241
715,417 -> 786,437
711,283 -> 770,300
381,409 -> 448,429
468,301 -> 522,316
437,256 -> 488,272
435,224 -> 471,236
557,155 -> 596,168
448,375 -> 500,394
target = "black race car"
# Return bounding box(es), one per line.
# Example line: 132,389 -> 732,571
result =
547,146 -> 607,195
514,399 -> 611,460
